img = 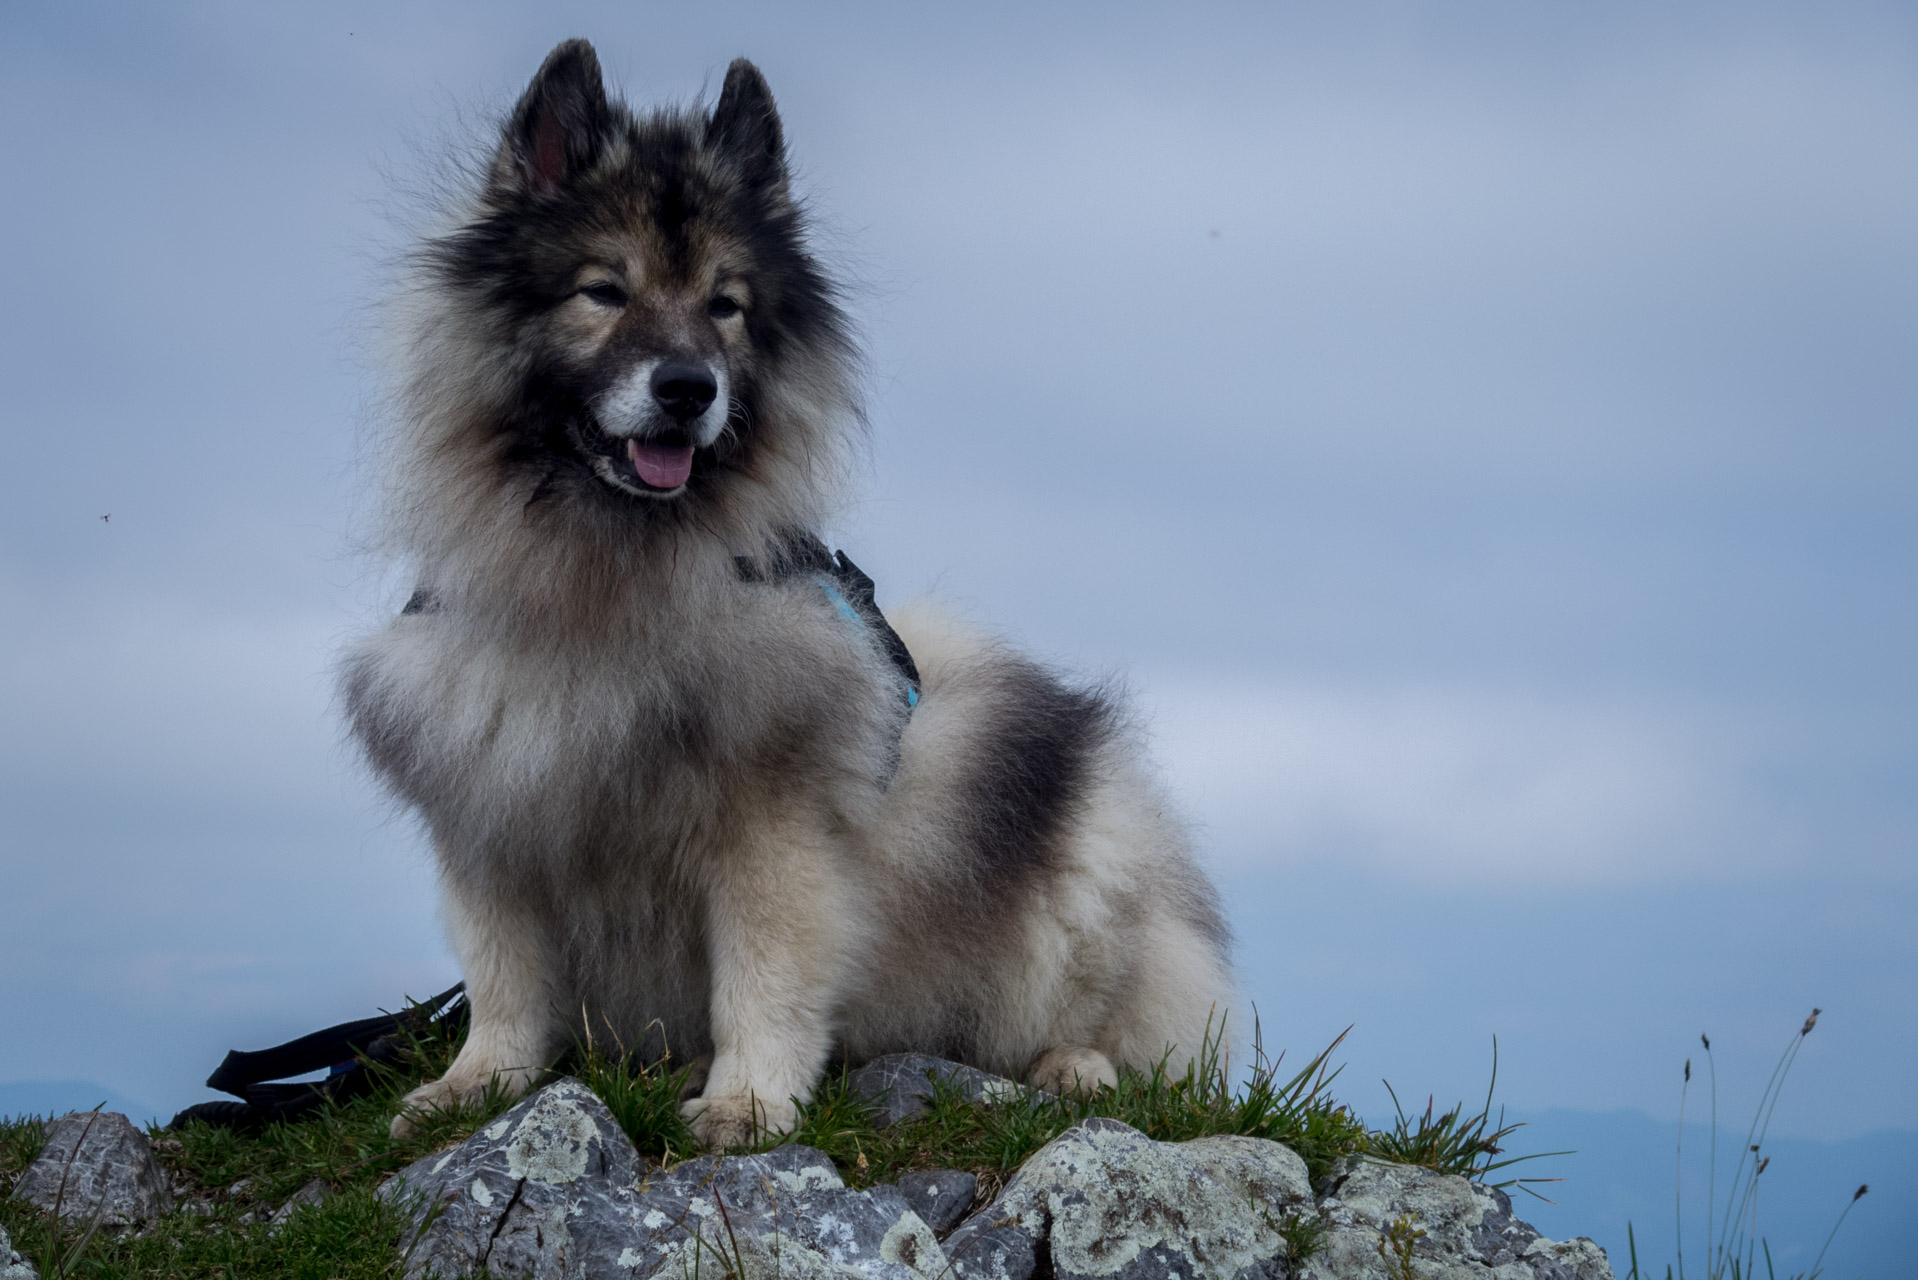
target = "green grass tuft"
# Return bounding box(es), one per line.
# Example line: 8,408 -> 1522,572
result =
1369,1037 -> 1569,1198
1268,1206 -> 1330,1265
0,1115 -> 47,1179
554,1016 -> 1373,1192
567,1038 -> 699,1164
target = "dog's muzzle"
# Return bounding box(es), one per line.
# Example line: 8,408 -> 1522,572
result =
589,357 -> 730,495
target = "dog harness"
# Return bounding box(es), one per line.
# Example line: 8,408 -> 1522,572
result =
401,533 -> 921,708
734,531 -> 922,708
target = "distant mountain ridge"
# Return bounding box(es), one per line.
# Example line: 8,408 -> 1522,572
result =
1494,1108 -> 1910,1280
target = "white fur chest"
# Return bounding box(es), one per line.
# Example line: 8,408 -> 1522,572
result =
342,575 -> 900,866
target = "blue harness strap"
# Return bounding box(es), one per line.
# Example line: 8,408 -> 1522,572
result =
403,533 -> 921,709
736,532 -> 922,708
813,573 -> 920,708
813,573 -> 863,626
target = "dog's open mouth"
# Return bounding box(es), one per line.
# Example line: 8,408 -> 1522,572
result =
575,418 -> 698,496
627,438 -> 694,490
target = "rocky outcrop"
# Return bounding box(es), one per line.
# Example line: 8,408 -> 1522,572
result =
0,1222 -> 37,1280
943,1116 -> 1315,1280
13,1110 -> 173,1228
1302,1158 -> 1612,1280
379,1078 -> 645,1278
376,1075 -> 1614,1280
12,1065 -> 1615,1280
379,1077 -> 946,1280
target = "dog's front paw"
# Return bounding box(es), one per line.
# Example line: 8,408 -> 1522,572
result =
1027,1045 -> 1118,1097
680,1090 -> 797,1149
390,1069 -> 532,1139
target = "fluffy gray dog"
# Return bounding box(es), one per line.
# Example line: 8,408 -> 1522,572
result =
342,39 -> 1236,1147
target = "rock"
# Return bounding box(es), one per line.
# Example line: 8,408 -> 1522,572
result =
896,1169 -> 977,1234
1301,1158 -> 1614,1280
376,1077 -> 1614,1280
383,1077 -> 944,1280
381,1076 -> 644,1278
633,1145 -> 944,1280
846,1054 -> 1024,1126
945,1225 -> 1037,1280
943,1117 -> 1314,1280
14,1111 -> 174,1228
1,1222 -> 36,1280
269,1177 -> 329,1228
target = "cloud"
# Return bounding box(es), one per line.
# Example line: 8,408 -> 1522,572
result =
838,19 -> 1918,496
0,569 -> 361,812
0,0 -> 1911,1142
1144,676 -> 1758,885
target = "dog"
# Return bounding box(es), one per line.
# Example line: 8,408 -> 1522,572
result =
341,39 -> 1236,1148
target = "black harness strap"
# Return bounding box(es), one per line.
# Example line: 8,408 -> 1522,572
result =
403,537 -> 919,701
400,587 -> 440,615
735,531 -> 922,702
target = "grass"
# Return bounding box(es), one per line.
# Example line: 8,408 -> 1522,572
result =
1370,1037 -> 1569,1200
1,1009 -> 1531,1279
776,1019 -> 1370,1193
562,1014 -> 1380,1194
1624,1009 -> 1870,1280
0,998 -> 515,1279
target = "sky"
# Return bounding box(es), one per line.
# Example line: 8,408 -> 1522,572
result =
2,1 -> 1913,1270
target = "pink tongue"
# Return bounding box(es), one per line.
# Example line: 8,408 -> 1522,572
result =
628,439 -> 694,489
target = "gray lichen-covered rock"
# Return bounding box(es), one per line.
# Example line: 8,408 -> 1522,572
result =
896,1169 -> 977,1234
381,1077 -> 645,1278
632,1145 -> 944,1280
1301,1158 -> 1613,1280
380,1078 -> 1612,1280
943,1117 -> 1315,1280
383,1078 -> 944,1280
846,1054 -> 1024,1126
15,1111 -> 174,1228
1,1222 -> 37,1280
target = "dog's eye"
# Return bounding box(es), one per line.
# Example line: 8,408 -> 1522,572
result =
707,295 -> 742,320
580,282 -> 628,307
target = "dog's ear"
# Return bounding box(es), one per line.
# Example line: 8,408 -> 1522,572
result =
707,59 -> 788,195
493,39 -> 610,197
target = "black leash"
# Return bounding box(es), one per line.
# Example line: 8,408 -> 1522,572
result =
169,983 -> 467,1132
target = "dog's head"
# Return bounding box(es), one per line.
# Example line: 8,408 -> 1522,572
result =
417,41 -> 853,520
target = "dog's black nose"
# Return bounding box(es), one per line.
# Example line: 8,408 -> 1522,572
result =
651,362 -> 719,420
